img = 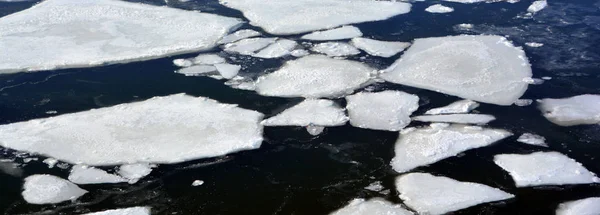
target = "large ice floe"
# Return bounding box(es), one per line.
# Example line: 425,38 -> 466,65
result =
425,100 -> 479,115
262,99 -> 348,127
253,39 -> 298,59
391,123 -> 511,173
68,165 -> 127,184
396,173 -> 514,215
83,207 -> 150,215
311,42 -> 361,57
22,174 -> 88,204
556,197 -> 600,215
301,26 -> 363,41
255,55 -> 373,98
381,35 -> 532,106
218,0 -> 411,35
329,198 -> 413,215
494,151 -> 600,187
350,38 -> 411,58
412,114 -> 496,124
538,94 -> 600,126
0,94 -> 264,166
0,0 -> 241,74
345,91 -> 419,131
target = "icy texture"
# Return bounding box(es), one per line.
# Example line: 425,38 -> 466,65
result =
83,207 -> 150,215
391,123 -> 511,173
253,39 -> 298,58
68,165 -> 126,184
350,38 -> 410,58
291,49 -> 310,57
22,174 -> 88,204
301,26 -> 363,41
312,42 -> 361,57
538,94 -> 600,126
330,198 -> 414,215
43,158 -> 58,168
223,38 -> 277,55
218,0 -> 411,35
193,54 -> 226,65
218,29 -> 261,44
119,164 -> 153,184
515,99 -> 533,106
346,91 -> 419,131
173,59 -> 193,67
176,65 -> 217,76
0,94 -> 264,166
215,63 -> 241,79
262,99 -> 348,127
556,197 -> 600,215
396,173 -> 514,215
425,4 -> 454,13
412,114 -> 495,124
517,133 -> 548,147
527,0 -> 548,13
425,100 -> 479,115
255,55 -> 373,98
494,152 -> 600,187
381,35 -> 532,106
306,125 -> 325,136
0,0 -> 241,74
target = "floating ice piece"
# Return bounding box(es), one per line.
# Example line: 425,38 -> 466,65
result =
556,197 -> 600,215
0,0 -> 241,74
525,42 -> 544,47
176,65 -> 217,76
43,158 -> 58,168
517,133 -> 548,147
425,4 -> 454,13
291,49 -> 310,57
350,38 -> 410,58
381,35 -> 532,106
215,63 -> 241,79
83,207 -> 150,215
301,26 -> 363,41
255,55 -> 373,98
118,163 -> 153,184
396,173 -> 514,215
0,94 -> 264,166
312,42 -> 361,57
391,123 -> 511,173
192,180 -> 205,186
253,39 -> 298,58
364,181 -> 384,192
306,125 -> 325,136
538,94 -> 600,126
494,151 -> 600,187
527,0 -> 548,13
68,165 -> 126,184
218,0 -> 411,35
223,38 -> 278,55
346,91 -> 419,131
515,99 -> 533,106
22,174 -> 88,204
457,23 -> 474,29
218,29 -> 262,44
193,54 -> 226,65
262,99 -> 348,127
425,100 -> 479,115
173,59 -> 194,68
330,198 -> 414,215
412,114 -> 495,124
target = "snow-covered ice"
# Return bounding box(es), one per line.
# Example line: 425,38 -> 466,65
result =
494,151 -> 600,187
350,38 -> 411,58
391,123 -> 511,173
118,163 -> 153,184
527,0 -> 548,13
218,29 -> 262,44
346,91 -> 419,131
22,174 -> 88,204
517,133 -> 548,147
215,63 -> 241,79
253,39 -> 298,58
306,125 -> 325,136
0,94 -> 264,166
396,173 -> 514,215
312,42 -> 361,57
301,26 -> 363,41
68,165 -> 127,184
192,180 -> 205,186
83,207 -> 150,215
425,100 -> 479,115
538,94 -> 600,126
329,198 -> 414,215
425,4 -> 454,13
0,0 -> 241,74
176,65 -> 217,76
173,59 -> 194,68
193,54 -> 226,65
223,37 -> 277,55
381,35 -> 532,106
262,99 -> 348,127
291,49 -> 310,57
412,114 -> 495,124
556,197 -> 600,215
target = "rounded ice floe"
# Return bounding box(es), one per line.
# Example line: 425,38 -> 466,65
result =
329,198 -> 413,215
494,151 -> 600,187
391,123 -> 511,173
218,29 -> 262,45
252,39 -> 298,59
22,174 -> 88,204
412,114 -> 495,124
0,0 -> 242,74
118,163 -> 153,184
193,54 -> 226,65
527,0 -> 548,13
223,37 -> 278,55
218,0 -> 411,35
312,42 -> 361,57
538,94 -> 600,126
425,100 -> 479,115
0,94 -> 264,166
556,197 -> 600,215
346,91 -> 419,131
82,207 -> 151,215
517,133 -> 548,147
350,38 -> 411,58
301,26 -> 363,41
255,55 -> 373,98
381,35 -> 532,106
262,99 -> 348,127
68,165 -> 127,184
425,4 -> 454,13
191,180 -> 204,186
396,173 -> 514,215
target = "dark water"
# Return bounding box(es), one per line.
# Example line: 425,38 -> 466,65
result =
1,0 -> 600,214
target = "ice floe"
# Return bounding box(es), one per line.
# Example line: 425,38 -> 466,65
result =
306,125 -> 325,136
255,55 -> 373,98
346,91 -> 419,131
412,114 -> 495,124
253,39 -> 298,58
223,37 -> 278,55
525,42 -> 544,48
556,197 -> 600,215
22,174 -> 88,204
364,181 -> 384,192
119,163 -> 153,184
527,0 -> 548,13
0,0 -> 241,73
391,123 -> 511,173
381,35 -> 532,106
425,100 -> 479,115
515,99 -> 533,106
329,198 -> 413,215
193,54 -> 226,65
425,4 -> 454,13
83,207 -> 150,215
262,99 -> 348,127
218,29 -> 262,44
176,65 -> 218,76
350,38 -> 411,58
494,151 -> 600,187
312,42 -> 361,57
215,63 -> 241,79
192,180 -> 205,186
173,59 -> 194,68
517,133 -> 548,147
538,94 -> 600,126
291,49 -> 310,57
396,173 -> 514,215
0,94 -> 264,166
218,0 -> 411,35
301,26 -> 363,41
68,165 -> 127,184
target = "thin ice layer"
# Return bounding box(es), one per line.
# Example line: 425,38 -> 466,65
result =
0,0 -> 241,74
425,4 -> 454,13
0,94 -> 264,166
218,0 -> 411,35
381,35 -> 532,106
329,198 -> 414,215
253,39 -> 298,58
22,174 -> 88,204
538,94 -> 600,126
346,91 -> 419,131
350,38 -> 410,58
223,37 -> 278,55
391,123 -> 511,173
262,99 -> 348,127
425,100 -> 479,115
68,165 -> 126,184
556,197 -> 600,215
312,42 -> 361,57
396,173 -> 514,215
301,26 -> 363,41
218,29 -> 261,44
412,114 -> 495,124
176,65 -> 217,76
494,151 -> 600,187
83,207 -> 151,215
255,55 -> 373,98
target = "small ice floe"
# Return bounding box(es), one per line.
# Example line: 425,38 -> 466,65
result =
425,4 -> 454,13
525,42 -> 544,47
517,133 -> 548,147
191,180 -> 205,186
425,100 -> 479,115
262,99 -> 348,127
255,55 -> 372,98
514,99 -> 533,106
45,110 -> 58,114
391,123 -> 511,173
218,29 -> 262,44
290,49 -> 310,57
494,151 -> 600,187
253,39 -> 298,58
396,173 -> 514,215
346,91 -> 419,131
223,37 -> 278,55
541,76 -> 552,80
43,158 -> 58,168
173,59 -> 194,68
538,94 -> 600,126
193,54 -> 226,65
311,42 -> 361,57
350,38 -> 411,58
306,125 -> 325,136
527,0 -> 548,13
556,197 -> 600,215
381,35 -> 532,106
329,198 -> 413,215
218,0 -> 411,35
301,26 -> 363,41
523,77 -> 544,85
214,63 -> 241,79
0,159 -> 23,177
412,114 -> 495,124
82,207 -> 151,215
176,65 -> 217,76
457,23 -> 474,30
22,174 -> 88,204
118,163 -> 153,184
68,165 -> 127,184
364,181 -> 384,192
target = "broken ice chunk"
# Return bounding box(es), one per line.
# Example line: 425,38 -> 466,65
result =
556,197 -> 600,215
218,29 -> 262,44
312,42 -> 361,57
253,39 -> 298,58
290,49 -> 310,57
517,133 -> 548,147
118,163 -> 153,184
527,0 -> 548,13
193,54 -> 226,65
214,63 -> 241,79
350,38 -> 410,58
330,198 -> 413,215
191,180 -> 204,186
346,91 -> 419,131
176,65 -> 218,76
538,94 -> 600,126
173,59 -> 194,68
223,38 -> 278,55
83,207 -> 150,215
306,125 -> 325,136
68,165 -> 127,184
43,158 -> 59,168
425,100 -> 479,115
514,99 -> 533,106
412,114 -> 495,124
364,181 -> 384,192
262,99 -> 348,127
301,26 -> 363,41
525,42 -> 544,47
22,174 -> 88,204
425,4 -> 454,13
